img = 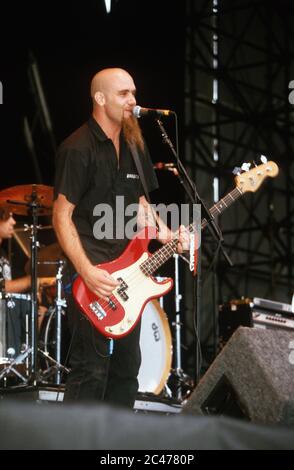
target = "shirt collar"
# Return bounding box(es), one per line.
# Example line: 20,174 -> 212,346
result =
88,115 -> 109,142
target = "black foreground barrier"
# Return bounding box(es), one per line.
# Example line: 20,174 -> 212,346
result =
0,400 -> 293,451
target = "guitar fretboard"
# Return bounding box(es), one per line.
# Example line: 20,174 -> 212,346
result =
140,186 -> 243,276
201,186 -> 242,230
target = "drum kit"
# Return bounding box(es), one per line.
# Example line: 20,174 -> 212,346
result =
0,183 -> 68,388
0,182 -> 193,400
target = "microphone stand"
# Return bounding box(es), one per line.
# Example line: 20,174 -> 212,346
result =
155,118 -> 232,385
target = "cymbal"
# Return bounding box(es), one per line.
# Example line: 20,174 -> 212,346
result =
14,225 -> 53,232
25,242 -> 65,277
0,184 -> 53,216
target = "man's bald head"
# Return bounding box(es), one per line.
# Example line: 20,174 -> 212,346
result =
90,68 -> 133,99
90,67 -> 140,146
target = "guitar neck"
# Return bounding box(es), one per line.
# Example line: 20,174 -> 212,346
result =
201,186 -> 243,230
140,185 -> 244,276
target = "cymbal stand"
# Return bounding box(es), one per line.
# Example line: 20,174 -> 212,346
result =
29,194 -> 40,383
5,192 -> 42,383
38,259 -> 68,385
55,259 -> 67,384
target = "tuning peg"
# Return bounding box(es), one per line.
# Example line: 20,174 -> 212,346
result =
260,155 -> 268,163
232,167 -> 242,176
241,163 -> 251,172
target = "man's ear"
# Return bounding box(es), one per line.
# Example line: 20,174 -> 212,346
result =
94,91 -> 105,106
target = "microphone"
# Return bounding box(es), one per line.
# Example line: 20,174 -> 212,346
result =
133,105 -> 174,118
153,162 -> 176,169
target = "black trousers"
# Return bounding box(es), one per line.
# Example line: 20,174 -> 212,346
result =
64,291 -> 141,408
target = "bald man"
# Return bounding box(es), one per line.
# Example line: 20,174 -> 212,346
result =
53,68 -> 188,407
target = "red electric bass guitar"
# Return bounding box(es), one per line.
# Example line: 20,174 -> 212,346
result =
73,161 -> 279,338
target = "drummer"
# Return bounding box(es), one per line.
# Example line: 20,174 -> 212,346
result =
0,209 -> 54,354
0,210 -> 32,293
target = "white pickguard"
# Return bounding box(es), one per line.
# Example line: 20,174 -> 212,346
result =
104,253 -> 172,336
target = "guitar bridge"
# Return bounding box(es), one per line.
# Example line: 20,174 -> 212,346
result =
89,301 -> 107,320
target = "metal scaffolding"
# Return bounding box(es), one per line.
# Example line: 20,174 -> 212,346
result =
183,0 -> 294,375
24,51 -> 57,184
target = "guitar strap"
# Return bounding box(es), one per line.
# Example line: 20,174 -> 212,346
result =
129,143 -> 159,231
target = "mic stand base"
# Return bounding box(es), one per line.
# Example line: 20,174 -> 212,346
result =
167,368 -> 195,402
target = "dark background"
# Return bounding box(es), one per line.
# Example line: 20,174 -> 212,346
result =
0,0 -> 185,187
0,0 -> 186,271
3,1 -> 294,384
0,1 -> 187,376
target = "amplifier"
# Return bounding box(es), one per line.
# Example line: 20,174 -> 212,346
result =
252,310 -> 294,330
219,297 -> 294,345
253,297 -> 294,314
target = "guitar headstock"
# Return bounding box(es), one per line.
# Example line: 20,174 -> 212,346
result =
235,161 -> 279,193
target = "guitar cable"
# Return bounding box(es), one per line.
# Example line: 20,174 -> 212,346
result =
91,323 -> 114,358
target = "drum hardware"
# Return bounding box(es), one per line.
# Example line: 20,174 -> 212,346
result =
38,259 -> 69,386
0,184 -> 53,383
38,304 -> 71,385
38,347 -> 70,382
27,193 -> 45,380
0,184 -> 53,217
13,224 -> 53,259
25,242 -> 65,278
0,345 -> 32,387
0,297 -> 6,358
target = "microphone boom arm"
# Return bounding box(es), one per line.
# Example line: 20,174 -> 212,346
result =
155,118 -> 232,267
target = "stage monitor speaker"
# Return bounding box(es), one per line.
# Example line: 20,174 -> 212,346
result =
183,327 -> 294,424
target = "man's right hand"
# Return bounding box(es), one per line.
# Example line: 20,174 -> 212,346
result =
80,265 -> 120,300
53,195 -> 119,300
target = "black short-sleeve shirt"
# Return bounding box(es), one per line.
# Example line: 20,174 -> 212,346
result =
54,117 -> 158,264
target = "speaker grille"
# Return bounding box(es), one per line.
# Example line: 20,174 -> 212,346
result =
183,327 -> 294,424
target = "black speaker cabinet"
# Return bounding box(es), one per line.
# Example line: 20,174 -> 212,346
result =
183,327 -> 294,424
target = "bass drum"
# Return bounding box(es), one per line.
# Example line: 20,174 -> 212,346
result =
138,300 -> 172,395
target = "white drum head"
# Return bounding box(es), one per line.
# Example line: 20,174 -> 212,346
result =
138,300 -> 172,395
